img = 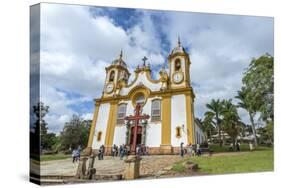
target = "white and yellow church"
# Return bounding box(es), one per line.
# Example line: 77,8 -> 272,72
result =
86,39 -> 206,155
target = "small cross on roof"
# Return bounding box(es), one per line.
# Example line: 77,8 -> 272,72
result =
142,56 -> 148,66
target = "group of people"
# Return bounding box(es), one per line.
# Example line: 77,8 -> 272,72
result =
229,142 -> 241,151
136,144 -> 149,156
97,144 -> 150,160
180,142 -> 202,157
97,144 -> 130,160
113,144 -> 148,159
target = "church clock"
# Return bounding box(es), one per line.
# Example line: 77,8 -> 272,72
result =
105,82 -> 114,94
173,72 -> 184,84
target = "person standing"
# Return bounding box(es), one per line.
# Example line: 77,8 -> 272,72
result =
112,144 -> 116,157
187,143 -> 192,157
72,149 -> 77,163
115,145 -> 119,157
196,143 -> 201,156
180,142 -> 184,157
236,141 -> 240,151
100,145 -> 105,160
120,144 -> 124,160
119,145 -> 123,159
249,141 -> 254,151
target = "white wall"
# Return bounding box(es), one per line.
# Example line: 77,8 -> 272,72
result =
92,103 -> 110,149
171,94 -> 188,147
113,126 -> 127,146
120,71 -> 161,95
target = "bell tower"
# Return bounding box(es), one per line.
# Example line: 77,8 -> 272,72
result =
103,51 -> 130,97
168,37 -> 191,89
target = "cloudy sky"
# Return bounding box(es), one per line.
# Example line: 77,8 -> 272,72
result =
34,3 -> 273,133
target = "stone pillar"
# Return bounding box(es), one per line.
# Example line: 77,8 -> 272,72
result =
86,155 -> 96,180
76,157 -> 88,179
123,155 -> 142,180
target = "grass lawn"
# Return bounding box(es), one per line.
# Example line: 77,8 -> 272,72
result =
208,144 -> 269,153
40,153 -> 71,161
172,147 -> 273,175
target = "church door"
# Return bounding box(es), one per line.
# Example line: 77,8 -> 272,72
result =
130,126 -> 142,152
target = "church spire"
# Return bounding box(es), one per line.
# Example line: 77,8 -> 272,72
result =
177,36 -> 181,47
119,50 -> 123,59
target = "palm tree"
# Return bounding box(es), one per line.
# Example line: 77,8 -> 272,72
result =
205,99 -> 224,147
236,87 -> 258,146
221,99 -> 242,151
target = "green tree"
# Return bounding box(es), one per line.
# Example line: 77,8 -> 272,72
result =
60,115 -> 90,151
236,87 -> 258,146
257,121 -> 273,145
41,133 -> 57,150
242,54 -> 274,122
205,99 -> 224,147
202,115 -> 216,141
221,99 -> 242,151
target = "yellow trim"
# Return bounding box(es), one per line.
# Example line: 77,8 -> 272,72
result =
161,95 -> 171,145
87,103 -> 100,147
105,64 -> 131,77
145,71 -> 161,84
97,87 -> 195,104
168,51 -> 189,60
104,102 -> 118,147
126,69 -> 160,88
128,85 -> 151,108
185,94 -> 194,144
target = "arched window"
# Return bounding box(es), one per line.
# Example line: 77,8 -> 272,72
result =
175,58 -> 181,71
109,71 -> 115,82
97,131 -> 102,142
176,126 -> 181,138
151,99 -> 161,122
117,103 -> 127,125
136,94 -> 145,105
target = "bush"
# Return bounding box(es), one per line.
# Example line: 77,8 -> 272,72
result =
200,142 -> 209,148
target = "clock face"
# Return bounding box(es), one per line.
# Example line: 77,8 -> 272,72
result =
105,83 -> 114,93
173,72 -> 184,84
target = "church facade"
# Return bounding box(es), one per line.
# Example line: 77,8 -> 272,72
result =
86,39 -> 206,155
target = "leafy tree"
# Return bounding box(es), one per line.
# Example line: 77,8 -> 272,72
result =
242,54 -> 274,122
59,115 -> 91,151
236,87 -> 258,146
221,99 -> 242,151
41,133 -> 57,150
202,115 -> 216,141
257,121 -> 273,145
205,99 -> 224,147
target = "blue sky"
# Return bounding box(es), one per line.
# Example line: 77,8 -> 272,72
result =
34,3 -> 273,133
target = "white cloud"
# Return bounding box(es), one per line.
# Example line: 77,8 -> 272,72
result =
39,4 -> 166,133
37,4 -> 273,133
160,12 -> 273,122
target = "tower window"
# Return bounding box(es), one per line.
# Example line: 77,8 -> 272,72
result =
109,71 -> 115,82
175,59 -> 181,71
97,131 -> 102,142
117,103 -> 127,125
151,99 -> 161,122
